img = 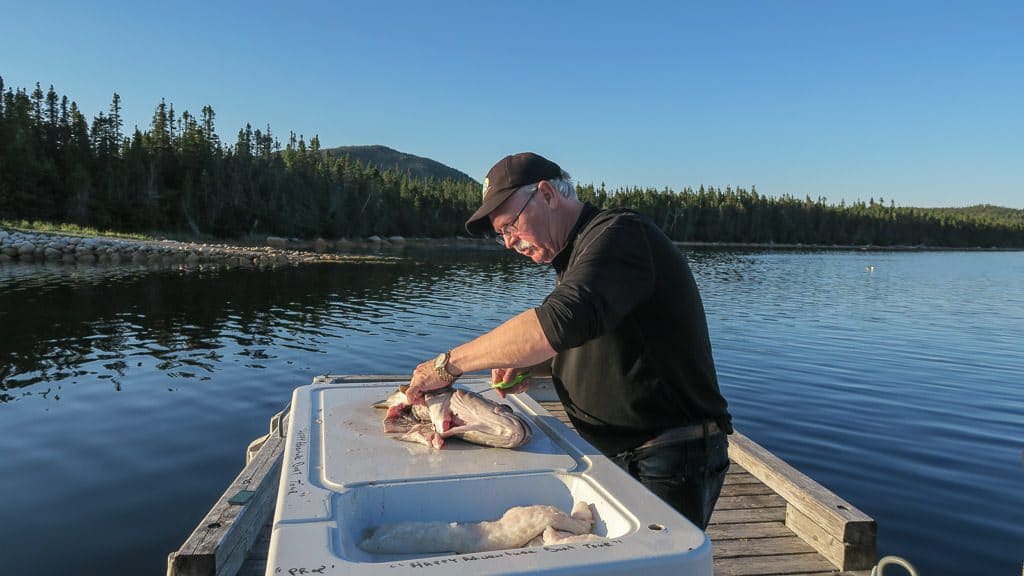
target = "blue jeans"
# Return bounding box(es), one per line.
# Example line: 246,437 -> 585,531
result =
610,427 -> 730,530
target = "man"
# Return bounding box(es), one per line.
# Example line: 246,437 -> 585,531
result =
405,152 -> 732,529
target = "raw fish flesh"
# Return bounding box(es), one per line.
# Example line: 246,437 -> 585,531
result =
377,387 -> 532,449
360,501 -> 598,554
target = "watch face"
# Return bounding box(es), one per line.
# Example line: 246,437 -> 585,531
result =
434,353 -> 447,369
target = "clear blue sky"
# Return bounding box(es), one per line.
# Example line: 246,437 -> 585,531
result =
3,1 -> 1022,208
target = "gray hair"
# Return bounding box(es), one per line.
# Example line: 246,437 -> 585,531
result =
516,171 -> 577,200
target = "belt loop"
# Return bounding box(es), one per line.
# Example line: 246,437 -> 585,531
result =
615,446 -> 638,477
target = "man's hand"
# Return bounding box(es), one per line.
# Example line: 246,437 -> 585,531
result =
491,367 -> 532,399
405,358 -> 453,405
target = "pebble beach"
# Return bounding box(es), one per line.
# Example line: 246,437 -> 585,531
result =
0,229 -> 410,268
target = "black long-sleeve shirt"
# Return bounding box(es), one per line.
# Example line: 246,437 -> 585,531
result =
535,203 -> 732,455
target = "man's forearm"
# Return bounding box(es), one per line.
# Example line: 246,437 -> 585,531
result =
448,308 -> 555,374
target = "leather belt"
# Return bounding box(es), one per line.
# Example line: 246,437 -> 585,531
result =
635,421 -> 723,452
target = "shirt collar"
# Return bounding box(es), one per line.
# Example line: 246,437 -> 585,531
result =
551,203 -> 600,273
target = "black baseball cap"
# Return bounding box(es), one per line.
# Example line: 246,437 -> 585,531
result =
465,152 -> 563,236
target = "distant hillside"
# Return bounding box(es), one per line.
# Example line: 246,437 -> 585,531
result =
914,204 -> 1024,227
322,145 -> 478,184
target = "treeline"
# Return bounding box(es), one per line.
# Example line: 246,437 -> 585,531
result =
0,79 -> 480,238
1,79 -> 1022,247
583,186 -> 1024,247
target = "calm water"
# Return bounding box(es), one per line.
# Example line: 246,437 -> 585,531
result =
0,246 -> 1021,575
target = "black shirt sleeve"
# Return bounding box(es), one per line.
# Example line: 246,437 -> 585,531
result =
537,214 -> 655,351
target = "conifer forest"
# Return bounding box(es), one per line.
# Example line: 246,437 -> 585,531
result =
1,79 -> 1021,248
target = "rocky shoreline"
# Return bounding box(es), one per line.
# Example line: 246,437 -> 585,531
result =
0,229 -> 412,268
2,228 -> 1011,268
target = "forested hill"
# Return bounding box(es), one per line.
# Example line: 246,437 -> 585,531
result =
322,145 -> 477,184
915,205 -> 1024,228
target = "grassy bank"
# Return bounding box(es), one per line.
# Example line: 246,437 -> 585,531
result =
0,220 -> 153,241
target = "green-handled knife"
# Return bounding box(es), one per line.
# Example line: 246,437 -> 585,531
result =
492,371 -> 532,390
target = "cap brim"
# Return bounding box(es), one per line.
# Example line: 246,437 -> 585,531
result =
465,186 -> 517,236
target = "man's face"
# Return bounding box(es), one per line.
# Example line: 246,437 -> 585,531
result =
490,185 -> 556,264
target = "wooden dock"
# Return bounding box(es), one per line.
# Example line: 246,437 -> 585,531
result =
168,377 -> 877,576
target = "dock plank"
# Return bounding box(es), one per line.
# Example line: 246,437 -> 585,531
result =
724,470 -> 769,485
706,521 -> 794,540
713,553 -> 838,576
720,482 -> 776,497
712,535 -> 818,558
710,506 -> 787,524
715,493 -> 788,510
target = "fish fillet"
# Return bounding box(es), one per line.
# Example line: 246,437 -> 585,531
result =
360,501 -> 596,554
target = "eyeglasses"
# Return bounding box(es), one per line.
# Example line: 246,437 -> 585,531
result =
494,186 -> 537,245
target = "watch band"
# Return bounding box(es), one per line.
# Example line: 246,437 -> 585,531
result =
435,350 -> 458,385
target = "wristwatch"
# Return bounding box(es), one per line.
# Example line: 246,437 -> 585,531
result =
433,350 -> 458,385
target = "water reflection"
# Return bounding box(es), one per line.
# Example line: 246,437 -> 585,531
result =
0,248 -> 551,402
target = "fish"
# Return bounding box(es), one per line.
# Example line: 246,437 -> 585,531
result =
376,386 -> 532,449
359,500 -> 598,554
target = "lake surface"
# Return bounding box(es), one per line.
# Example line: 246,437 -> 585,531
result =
0,245 -> 1020,575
